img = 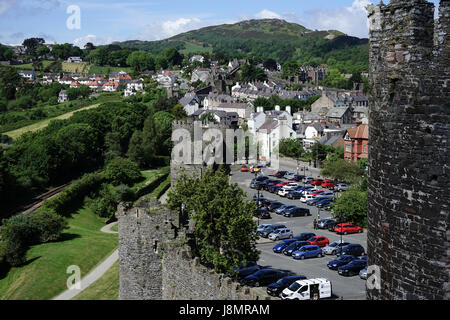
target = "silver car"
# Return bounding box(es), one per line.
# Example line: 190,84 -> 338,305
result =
335,184 -> 348,191
284,172 -> 296,180
322,240 -> 351,255
268,228 -> 293,241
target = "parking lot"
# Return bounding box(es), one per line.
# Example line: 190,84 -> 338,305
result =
230,159 -> 367,300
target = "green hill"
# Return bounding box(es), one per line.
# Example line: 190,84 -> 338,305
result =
118,19 -> 368,73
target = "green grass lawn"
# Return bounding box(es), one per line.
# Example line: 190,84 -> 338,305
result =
73,261 -> 119,300
0,206 -> 118,300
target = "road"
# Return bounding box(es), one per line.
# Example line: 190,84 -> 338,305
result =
231,160 -> 367,300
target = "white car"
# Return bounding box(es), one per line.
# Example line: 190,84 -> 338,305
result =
278,188 -> 290,197
300,195 -> 314,203
268,228 -> 293,241
322,241 -> 351,255
284,183 -> 299,190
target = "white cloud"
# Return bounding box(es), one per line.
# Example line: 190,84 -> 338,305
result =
0,0 -> 19,15
255,9 -> 282,20
73,34 -> 115,48
138,18 -> 211,41
305,0 -> 373,38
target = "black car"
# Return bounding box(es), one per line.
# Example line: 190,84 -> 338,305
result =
338,259 -> 367,276
327,255 -> 358,270
274,171 -> 288,178
234,261 -> 260,279
253,196 -> 266,207
286,191 -> 303,200
255,208 -> 271,219
306,196 -> 333,206
258,224 -> 286,238
267,201 -> 283,212
283,241 -> 309,256
266,275 -> 307,297
254,176 -> 270,182
294,232 -> 316,241
250,180 -> 265,189
268,185 -> 282,194
263,180 -> 281,191
243,269 -> 288,287
317,219 -> 336,230
327,221 -> 339,232
340,244 -> 365,257
283,207 -> 311,218
292,175 -> 305,182
316,199 -> 335,208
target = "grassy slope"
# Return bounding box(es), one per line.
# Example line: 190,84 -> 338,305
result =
73,261 -> 119,300
0,206 -> 118,300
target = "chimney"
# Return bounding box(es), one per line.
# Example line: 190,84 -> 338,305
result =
275,105 -> 281,111
257,106 -> 264,113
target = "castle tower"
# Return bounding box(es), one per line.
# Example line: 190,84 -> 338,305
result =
367,0 -> 449,299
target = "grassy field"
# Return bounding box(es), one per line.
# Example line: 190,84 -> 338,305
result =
11,60 -> 54,71
5,103 -> 100,140
73,261 -> 119,300
180,41 -> 213,55
61,62 -> 90,73
0,206 -> 118,300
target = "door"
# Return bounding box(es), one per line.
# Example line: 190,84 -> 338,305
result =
310,284 -> 320,300
297,285 -> 310,300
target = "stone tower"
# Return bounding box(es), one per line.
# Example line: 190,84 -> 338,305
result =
367,0 -> 449,299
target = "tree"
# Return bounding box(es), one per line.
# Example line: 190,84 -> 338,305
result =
104,157 -> 142,186
167,169 -> 259,274
171,104 -> 188,120
332,185 -> 367,227
278,138 -> 304,159
263,58 -> 278,71
84,42 -> 96,51
163,48 -> 183,67
22,38 -> 45,58
36,45 -> 50,58
321,159 -> 366,184
28,209 -> 68,243
240,64 -> 267,82
126,51 -> 155,72
0,215 -> 36,266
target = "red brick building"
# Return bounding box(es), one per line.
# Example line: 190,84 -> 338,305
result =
344,124 -> 369,163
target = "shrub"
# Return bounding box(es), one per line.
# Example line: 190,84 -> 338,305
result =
29,209 -> 68,243
104,157 -> 142,186
0,215 -> 36,266
114,184 -> 136,202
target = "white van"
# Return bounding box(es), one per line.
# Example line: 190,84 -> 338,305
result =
300,195 -> 314,203
281,278 -> 332,300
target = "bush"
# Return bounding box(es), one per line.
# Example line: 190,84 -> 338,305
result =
0,215 -> 36,266
104,157 -> 143,186
29,209 -> 68,243
87,184 -> 119,218
114,184 -> 136,202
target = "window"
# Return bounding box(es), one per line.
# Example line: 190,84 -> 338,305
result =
345,144 -> 351,153
363,145 -> 367,153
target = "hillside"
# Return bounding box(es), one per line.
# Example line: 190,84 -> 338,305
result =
118,19 -> 368,73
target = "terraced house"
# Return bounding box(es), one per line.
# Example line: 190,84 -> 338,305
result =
343,124 -> 368,163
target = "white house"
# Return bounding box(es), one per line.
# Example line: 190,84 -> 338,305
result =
58,90 -> 68,103
256,119 -> 296,162
212,102 -> 254,119
189,55 -> 205,64
179,92 -> 200,116
67,57 -> 83,63
18,70 -> 35,81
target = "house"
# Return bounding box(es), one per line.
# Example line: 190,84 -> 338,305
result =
189,55 -> 205,64
192,109 -> 238,127
70,82 -> 81,88
59,76 -> 74,85
303,123 -> 325,148
213,102 -> 254,119
58,90 -> 68,103
256,118 -> 297,162
67,57 -> 83,63
203,92 -> 238,109
126,80 -> 144,92
326,107 -> 353,126
179,92 -> 201,116
344,124 -> 369,163
18,70 -> 35,81
102,81 -> 122,92
247,108 -> 267,134
191,68 -> 212,84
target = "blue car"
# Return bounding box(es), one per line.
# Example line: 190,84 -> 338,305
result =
338,259 -> 367,276
273,239 -> 298,253
293,232 -> 316,241
283,241 -> 309,256
292,245 -> 323,260
327,255 -> 358,270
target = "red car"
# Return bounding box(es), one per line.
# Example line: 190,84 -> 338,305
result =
334,223 -> 363,235
241,165 -> 249,172
276,181 -> 295,187
321,180 -> 336,189
310,179 -> 324,186
307,236 -> 330,247
310,190 -> 325,196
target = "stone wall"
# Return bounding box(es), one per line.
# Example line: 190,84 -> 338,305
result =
118,199 -> 273,300
367,0 -> 449,300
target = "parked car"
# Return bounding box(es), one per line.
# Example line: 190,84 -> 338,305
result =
292,245 -> 323,260
233,261 -> 260,279
340,244 -> 365,257
267,275 -> 307,297
310,190 -> 325,197
316,198 -> 335,208
267,201 -> 284,212
338,259 -> 367,276
251,181 -> 266,190
274,204 -> 296,215
294,232 -> 316,241
257,224 -> 272,234
335,183 -> 348,191
310,179 -> 324,186
283,241 -> 309,256
281,278 -> 332,300
307,236 -> 330,247
254,175 -> 270,182
300,195 -> 315,203
263,180 -> 281,191
286,191 -> 303,200
258,224 -> 286,238
278,188 -> 290,197
334,223 -> 363,235
284,172 -> 296,180
303,177 -> 315,184
274,171 -> 288,178
359,268 -> 368,280
327,255 -> 358,270
292,175 -> 305,182
268,185 -> 282,194
243,269 -> 288,287
284,207 -> 311,218
328,221 -> 339,232
317,219 -> 336,229
322,240 -> 351,255
255,208 -> 271,219
240,165 -> 249,172
268,228 -> 293,241
253,196 -> 266,208
321,180 -> 336,189
273,239 -> 298,253
306,197 -> 328,206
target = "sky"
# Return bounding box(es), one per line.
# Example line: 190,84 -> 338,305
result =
0,0 -> 441,47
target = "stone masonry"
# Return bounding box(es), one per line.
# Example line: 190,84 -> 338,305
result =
367,0 -> 449,299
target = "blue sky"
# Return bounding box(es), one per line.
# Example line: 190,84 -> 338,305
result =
0,0 -> 441,47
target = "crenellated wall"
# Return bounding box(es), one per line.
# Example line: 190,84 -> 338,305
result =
367,0 -> 449,300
